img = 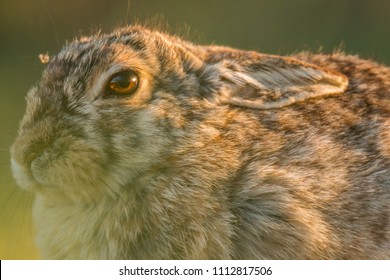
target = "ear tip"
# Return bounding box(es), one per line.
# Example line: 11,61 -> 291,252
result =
323,70 -> 349,91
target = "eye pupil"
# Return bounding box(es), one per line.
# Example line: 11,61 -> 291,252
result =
116,79 -> 130,88
106,71 -> 139,96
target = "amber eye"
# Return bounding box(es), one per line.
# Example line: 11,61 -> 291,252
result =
106,71 -> 139,96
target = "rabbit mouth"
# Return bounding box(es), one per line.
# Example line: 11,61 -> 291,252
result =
10,150 -> 109,201
10,139 -> 64,191
10,142 -> 91,193
10,155 -> 59,192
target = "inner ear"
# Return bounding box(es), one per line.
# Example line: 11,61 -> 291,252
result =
215,55 -> 349,110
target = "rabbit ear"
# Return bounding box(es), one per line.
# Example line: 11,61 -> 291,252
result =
210,53 -> 349,109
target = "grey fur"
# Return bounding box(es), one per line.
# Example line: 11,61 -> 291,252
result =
10,25 -> 389,259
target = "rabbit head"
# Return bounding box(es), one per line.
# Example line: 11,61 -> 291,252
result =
10,25 -> 389,259
10,26 -> 348,199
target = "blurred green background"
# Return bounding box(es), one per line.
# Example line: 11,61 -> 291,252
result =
0,0 -> 389,259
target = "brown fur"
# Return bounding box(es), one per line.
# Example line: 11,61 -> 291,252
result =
10,25 -> 389,259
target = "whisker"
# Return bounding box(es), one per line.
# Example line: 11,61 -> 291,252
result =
125,0 -> 131,26
100,177 -> 132,206
0,185 -> 25,223
40,0 -> 60,48
97,177 -> 128,220
19,191 -> 35,236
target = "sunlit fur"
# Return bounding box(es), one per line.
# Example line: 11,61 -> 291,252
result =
10,25 -> 390,259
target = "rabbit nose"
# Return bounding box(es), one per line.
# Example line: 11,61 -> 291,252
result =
10,120 -> 56,188
10,139 -> 39,190
11,136 -> 55,190
10,136 -> 30,170
10,157 -> 36,190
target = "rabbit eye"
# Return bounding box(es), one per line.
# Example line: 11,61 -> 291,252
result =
106,71 -> 139,96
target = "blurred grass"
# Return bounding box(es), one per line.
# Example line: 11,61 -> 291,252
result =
0,0 -> 389,259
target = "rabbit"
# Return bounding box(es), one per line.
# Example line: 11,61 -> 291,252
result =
10,25 -> 389,259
